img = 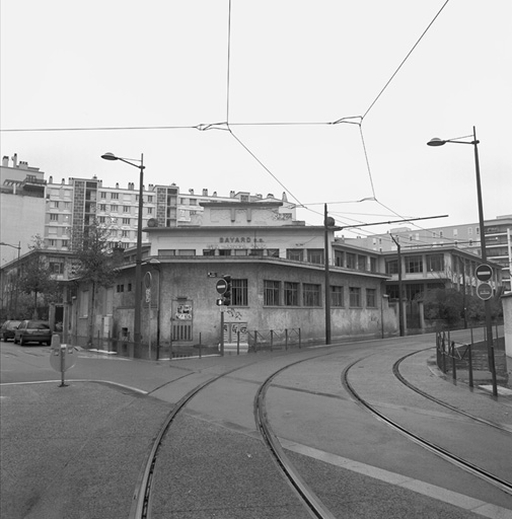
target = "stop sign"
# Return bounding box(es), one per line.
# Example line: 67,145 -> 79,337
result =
475,264 -> 493,282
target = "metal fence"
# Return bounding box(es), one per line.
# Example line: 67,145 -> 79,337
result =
248,328 -> 302,352
436,331 -> 474,387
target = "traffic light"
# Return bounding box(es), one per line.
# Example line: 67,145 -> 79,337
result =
222,275 -> 232,306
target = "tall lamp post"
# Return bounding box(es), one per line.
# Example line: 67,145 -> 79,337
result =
427,126 -> 497,396
101,152 -> 145,352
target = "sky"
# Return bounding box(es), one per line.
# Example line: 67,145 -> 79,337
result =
1,0 -> 511,239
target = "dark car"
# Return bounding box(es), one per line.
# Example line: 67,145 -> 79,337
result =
13,320 -> 52,346
1,320 -> 22,341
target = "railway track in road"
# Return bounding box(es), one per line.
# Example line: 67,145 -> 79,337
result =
342,353 -> 512,498
128,351 -> 339,519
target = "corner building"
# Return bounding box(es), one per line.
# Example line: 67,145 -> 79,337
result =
80,199 -> 396,354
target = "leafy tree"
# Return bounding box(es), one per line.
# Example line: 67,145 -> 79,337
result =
18,236 -> 60,319
72,219 -> 119,344
422,288 -> 464,327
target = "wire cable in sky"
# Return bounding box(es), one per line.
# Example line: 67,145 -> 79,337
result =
0,124 -> 197,133
226,0 -> 233,122
362,0 -> 451,120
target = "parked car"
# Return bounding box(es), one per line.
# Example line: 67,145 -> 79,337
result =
1,320 -> 22,341
13,320 -> 52,346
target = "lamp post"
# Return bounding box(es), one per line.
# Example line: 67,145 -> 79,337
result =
0,241 -> 21,316
101,152 -> 145,353
427,126 -> 497,396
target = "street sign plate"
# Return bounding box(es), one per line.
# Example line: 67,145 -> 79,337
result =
216,279 -> 227,294
477,282 -> 493,301
475,264 -> 493,282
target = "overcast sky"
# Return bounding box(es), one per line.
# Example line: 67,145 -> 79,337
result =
1,0 -> 511,237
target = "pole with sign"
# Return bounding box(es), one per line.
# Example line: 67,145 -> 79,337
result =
49,334 -> 76,387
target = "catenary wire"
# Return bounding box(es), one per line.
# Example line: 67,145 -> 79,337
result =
362,0 -> 452,120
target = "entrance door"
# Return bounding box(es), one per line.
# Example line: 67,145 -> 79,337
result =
171,300 -> 193,342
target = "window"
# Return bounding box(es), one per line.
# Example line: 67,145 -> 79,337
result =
346,253 -> 356,269
303,283 -> 321,306
99,216 -> 106,224
123,206 -> 130,213
284,282 -> 299,306
219,249 -> 232,256
51,201 -> 59,209
99,204 -> 107,211
334,251 -> 344,267
233,249 -> 248,256
357,255 -> 367,271
267,249 -> 279,258
148,196 -> 153,203
116,284 -> 124,293
331,286 -> 344,307
178,249 -> 195,256
80,290 -> 89,317
264,280 -> 280,306
49,262 -> 64,274
366,288 -> 377,308
147,207 -> 153,215
386,260 -> 399,274
122,218 -> 130,225
121,230 -> 129,238
426,254 -> 444,272
100,192 -> 106,199
203,249 -> 215,256
307,249 -> 324,264
111,192 -> 119,200
370,257 -> 377,272
61,240 -> 69,248
286,249 -> 303,262
232,279 -> 248,306
405,256 -> 423,273
49,214 -> 59,221
111,204 -> 118,212
349,287 -> 361,307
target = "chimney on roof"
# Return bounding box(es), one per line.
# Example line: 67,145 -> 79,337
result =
116,183 -> 119,189
19,161 -> 28,169
61,178 -> 65,184
202,188 -> 208,196
282,192 -> 288,202
189,188 -> 194,194
12,153 -> 18,167
49,176 -> 53,183
2,156 -> 8,166
230,190 -> 235,198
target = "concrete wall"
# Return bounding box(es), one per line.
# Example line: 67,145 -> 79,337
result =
78,259 -> 397,350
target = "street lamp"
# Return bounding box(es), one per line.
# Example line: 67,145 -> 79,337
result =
101,152 -> 145,352
427,126 -> 497,396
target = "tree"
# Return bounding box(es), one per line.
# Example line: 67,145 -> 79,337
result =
18,236 -> 59,319
72,219 -> 119,344
422,288 -> 464,327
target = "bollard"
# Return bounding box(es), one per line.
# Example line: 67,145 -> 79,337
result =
451,341 -> 457,381
467,344 -> 473,388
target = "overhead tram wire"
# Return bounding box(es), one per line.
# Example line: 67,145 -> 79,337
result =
361,0 -> 452,121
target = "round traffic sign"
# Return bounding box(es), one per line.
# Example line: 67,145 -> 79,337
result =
476,282 -> 493,301
475,264 -> 493,282
216,279 -> 227,294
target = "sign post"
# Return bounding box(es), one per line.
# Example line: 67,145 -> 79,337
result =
49,334 -> 77,387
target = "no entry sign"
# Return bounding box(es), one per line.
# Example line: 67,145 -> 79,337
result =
216,279 -> 228,294
475,264 -> 493,282
477,282 -> 493,301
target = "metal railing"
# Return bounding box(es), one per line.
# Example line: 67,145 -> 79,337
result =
248,328 -> 302,352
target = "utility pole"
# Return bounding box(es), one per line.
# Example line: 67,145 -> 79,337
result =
390,234 -> 404,336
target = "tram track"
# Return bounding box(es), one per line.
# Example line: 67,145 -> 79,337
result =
342,355 -> 512,498
129,350 -> 339,519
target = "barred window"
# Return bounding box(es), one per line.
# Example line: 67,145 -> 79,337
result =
303,283 -> 321,306
284,282 -> 299,306
264,280 -> 280,306
366,288 -> 377,308
346,253 -> 356,269
232,279 -> 248,306
331,286 -> 344,307
349,287 -> 361,307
